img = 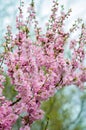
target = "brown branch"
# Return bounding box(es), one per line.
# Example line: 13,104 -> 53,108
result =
10,98 -> 21,106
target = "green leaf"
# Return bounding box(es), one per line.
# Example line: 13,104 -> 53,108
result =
41,66 -> 48,75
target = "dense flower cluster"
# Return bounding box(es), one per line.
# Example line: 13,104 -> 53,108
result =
0,100 -> 18,130
0,0 -> 86,129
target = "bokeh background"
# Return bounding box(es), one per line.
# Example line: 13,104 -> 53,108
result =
0,0 -> 86,130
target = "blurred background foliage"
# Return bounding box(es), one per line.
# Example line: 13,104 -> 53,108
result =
31,86 -> 86,130
1,0 -> 86,129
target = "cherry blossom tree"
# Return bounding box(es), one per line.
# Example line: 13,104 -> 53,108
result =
0,0 -> 86,129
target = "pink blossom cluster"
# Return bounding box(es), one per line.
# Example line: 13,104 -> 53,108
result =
0,100 -> 18,130
0,0 -> 86,129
